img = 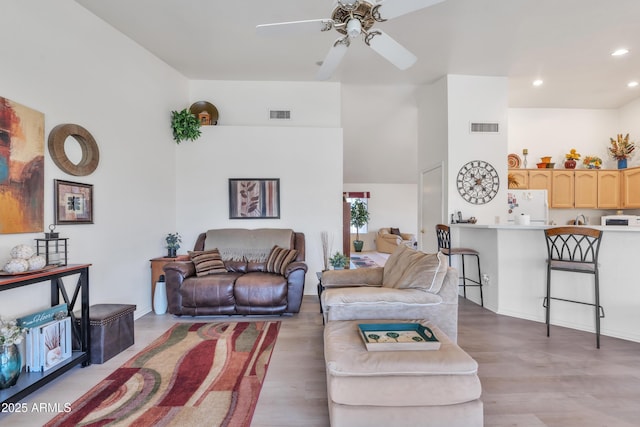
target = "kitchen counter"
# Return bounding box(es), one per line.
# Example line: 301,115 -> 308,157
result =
450,224 -> 640,343
453,223 -> 640,231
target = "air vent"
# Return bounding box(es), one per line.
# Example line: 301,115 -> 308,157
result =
269,109 -> 291,120
470,122 -> 500,133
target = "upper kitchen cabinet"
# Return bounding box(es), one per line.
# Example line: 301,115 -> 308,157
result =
622,167 -> 640,208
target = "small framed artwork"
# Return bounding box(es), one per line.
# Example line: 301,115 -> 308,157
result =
54,179 -> 94,224
229,178 -> 280,219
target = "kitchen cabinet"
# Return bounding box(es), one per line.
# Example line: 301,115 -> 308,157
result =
508,169 -> 528,189
551,170 -> 574,208
622,167 -> 640,208
574,171 -> 598,208
597,170 -> 620,208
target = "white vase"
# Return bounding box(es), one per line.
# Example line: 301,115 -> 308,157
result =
154,281 -> 168,315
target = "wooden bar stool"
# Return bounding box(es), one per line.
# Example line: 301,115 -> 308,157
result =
544,226 -> 604,348
435,224 -> 483,307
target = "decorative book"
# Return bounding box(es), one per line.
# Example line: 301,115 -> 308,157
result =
358,323 -> 440,351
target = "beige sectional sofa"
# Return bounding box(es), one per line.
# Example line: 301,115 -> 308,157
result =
320,244 -> 459,341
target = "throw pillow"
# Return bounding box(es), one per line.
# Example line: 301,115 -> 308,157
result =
189,249 -> 227,277
390,227 -> 401,236
382,245 -> 413,288
265,245 -> 298,275
394,251 -> 447,294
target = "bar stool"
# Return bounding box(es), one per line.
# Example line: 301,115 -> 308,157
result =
544,226 -> 604,348
435,224 -> 483,307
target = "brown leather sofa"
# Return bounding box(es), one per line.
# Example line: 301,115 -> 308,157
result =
163,228 -> 307,316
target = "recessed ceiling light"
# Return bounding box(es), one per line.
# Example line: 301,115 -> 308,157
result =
629,81 -> 639,88
532,79 -> 543,87
612,48 -> 629,56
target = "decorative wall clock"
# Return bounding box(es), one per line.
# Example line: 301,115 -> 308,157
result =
456,160 -> 500,204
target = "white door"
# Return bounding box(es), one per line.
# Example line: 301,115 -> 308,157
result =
420,163 -> 444,252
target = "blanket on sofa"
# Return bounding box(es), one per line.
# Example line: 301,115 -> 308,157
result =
204,228 -> 294,261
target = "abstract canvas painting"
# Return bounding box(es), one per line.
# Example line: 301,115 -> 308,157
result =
229,178 -> 280,219
0,97 -> 44,234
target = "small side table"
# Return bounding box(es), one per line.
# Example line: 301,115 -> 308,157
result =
149,256 -> 189,307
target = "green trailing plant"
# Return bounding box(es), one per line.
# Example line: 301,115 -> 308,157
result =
350,199 -> 370,241
171,109 -> 201,144
329,252 -> 348,269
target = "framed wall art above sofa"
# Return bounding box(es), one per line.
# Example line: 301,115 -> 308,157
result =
228,178 -> 280,219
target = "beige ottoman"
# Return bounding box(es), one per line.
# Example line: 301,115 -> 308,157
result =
324,319 -> 483,427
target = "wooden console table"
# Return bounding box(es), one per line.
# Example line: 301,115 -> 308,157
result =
0,264 -> 91,404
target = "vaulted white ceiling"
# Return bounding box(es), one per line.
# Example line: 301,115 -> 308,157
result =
76,0 -> 640,109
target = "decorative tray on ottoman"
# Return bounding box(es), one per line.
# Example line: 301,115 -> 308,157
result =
358,323 -> 440,351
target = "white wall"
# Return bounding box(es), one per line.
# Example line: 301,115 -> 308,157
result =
341,84 -> 418,184
417,76 -> 449,250
343,183 -> 418,251
0,0 -> 187,318
446,75 -> 509,224
508,108 -> 620,169
619,97 -> 640,150
189,80 -> 341,127
174,125 -> 343,295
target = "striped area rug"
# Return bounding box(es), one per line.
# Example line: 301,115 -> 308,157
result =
45,321 -> 280,427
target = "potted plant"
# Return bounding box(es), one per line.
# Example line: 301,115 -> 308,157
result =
329,252 -> 348,270
165,232 -> 182,258
564,148 -> 580,169
608,133 -> 635,169
171,109 -> 201,144
583,155 -> 602,169
350,199 -> 370,252
0,317 -> 24,389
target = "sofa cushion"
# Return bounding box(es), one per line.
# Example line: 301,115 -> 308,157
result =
189,249 -> 227,276
204,228 -> 294,261
382,245 -> 414,288
180,273 -> 242,310
265,245 -> 298,275
395,251 -> 447,294
382,246 -> 447,294
234,272 -> 288,313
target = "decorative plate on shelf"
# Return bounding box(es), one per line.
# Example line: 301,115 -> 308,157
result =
189,101 -> 218,126
508,153 -> 521,169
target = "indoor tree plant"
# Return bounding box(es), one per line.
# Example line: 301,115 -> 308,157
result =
165,232 -> 182,258
350,199 -> 370,252
171,109 -> 201,144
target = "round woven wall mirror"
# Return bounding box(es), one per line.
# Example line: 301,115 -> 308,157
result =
48,124 -> 100,176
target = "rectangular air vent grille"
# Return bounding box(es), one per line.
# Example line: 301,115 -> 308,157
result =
269,110 -> 291,120
470,122 -> 500,133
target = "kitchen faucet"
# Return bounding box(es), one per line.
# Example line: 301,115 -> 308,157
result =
575,214 -> 588,225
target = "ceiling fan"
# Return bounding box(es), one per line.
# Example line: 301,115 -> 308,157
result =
256,0 -> 445,80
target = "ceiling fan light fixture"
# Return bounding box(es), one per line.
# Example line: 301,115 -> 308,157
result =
346,18 -> 362,38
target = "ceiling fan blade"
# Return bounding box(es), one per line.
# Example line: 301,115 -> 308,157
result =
256,19 -> 334,36
366,30 -> 417,70
375,0 -> 446,21
316,38 -> 350,81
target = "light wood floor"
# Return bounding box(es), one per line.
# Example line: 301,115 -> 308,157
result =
4,293 -> 640,426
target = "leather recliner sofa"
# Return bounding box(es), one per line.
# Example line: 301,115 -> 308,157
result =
163,228 -> 307,316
